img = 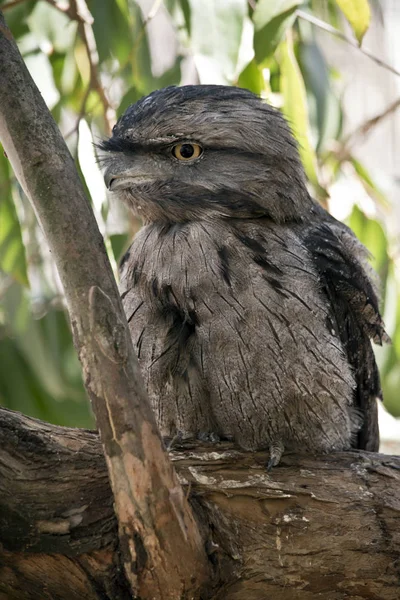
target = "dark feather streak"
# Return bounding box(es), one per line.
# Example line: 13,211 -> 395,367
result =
304,223 -> 384,450
217,246 -> 232,286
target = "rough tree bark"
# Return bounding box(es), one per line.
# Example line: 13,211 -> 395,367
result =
0,11 -> 208,600
1,407 -> 400,600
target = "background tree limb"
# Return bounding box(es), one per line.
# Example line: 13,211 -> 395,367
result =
0,11 -> 209,599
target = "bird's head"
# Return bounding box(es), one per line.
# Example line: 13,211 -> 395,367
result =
99,85 -> 312,223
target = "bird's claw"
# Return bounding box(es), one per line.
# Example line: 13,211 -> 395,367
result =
267,440 -> 285,472
165,430 -> 184,450
197,431 -> 221,443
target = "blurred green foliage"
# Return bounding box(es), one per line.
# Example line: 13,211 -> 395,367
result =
0,0 -> 399,425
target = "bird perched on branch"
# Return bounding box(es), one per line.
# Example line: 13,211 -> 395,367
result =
100,85 -> 388,467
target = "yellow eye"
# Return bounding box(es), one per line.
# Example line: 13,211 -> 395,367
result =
172,143 -> 202,161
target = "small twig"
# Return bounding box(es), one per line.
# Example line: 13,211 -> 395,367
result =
330,97 -> 400,166
64,84 -> 91,139
145,0 -> 163,22
297,9 -> 400,78
1,0 -> 28,10
131,0 -> 163,79
344,97 -> 400,145
44,0 -> 115,134
43,0 -> 88,23
73,0 -> 115,134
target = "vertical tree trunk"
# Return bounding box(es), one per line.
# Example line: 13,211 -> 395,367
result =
0,12 -> 209,599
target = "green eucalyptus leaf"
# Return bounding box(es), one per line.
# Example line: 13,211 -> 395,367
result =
237,59 -> 265,95
379,268 -> 400,417
118,57 -> 181,119
0,335 -> 49,418
179,0 -> 191,34
163,0 -> 179,16
383,363 -> 400,417
392,303 -> 400,373
301,45 -> 343,151
188,0 -> 247,83
253,0 -> 301,29
61,46 -> 79,96
91,0 -> 132,64
0,332 -> 93,427
0,157 -> 28,286
154,57 -> 182,89
110,233 -> 131,265
27,1 -> 77,54
350,157 -> 388,207
335,0 -> 371,44
0,283 -> 93,427
348,205 -> 388,279
114,0 -> 131,20
279,35 -> 321,194
0,0 -> 36,40
299,41 -> 335,151
125,1 -> 157,93
117,86 -> 142,118
253,0 -> 301,64
24,51 -> 60,109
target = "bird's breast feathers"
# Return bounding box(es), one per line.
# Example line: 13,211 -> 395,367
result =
120,220 -> 360,453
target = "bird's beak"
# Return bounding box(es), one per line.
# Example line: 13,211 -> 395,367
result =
104,170 -> 154,191
104,158 -> 154,191
104,171 -> 129,191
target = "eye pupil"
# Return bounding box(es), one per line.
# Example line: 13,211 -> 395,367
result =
180,144 -> 194,158
172,142 -> 202,161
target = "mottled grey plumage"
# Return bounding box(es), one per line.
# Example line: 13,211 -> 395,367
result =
100,85 -> 388,464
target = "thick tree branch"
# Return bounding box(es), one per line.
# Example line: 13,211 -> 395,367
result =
0,12 -> 209,600
1,407 -> 400,600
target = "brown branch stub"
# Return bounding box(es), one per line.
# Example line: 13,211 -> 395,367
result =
0,11 -> 209,600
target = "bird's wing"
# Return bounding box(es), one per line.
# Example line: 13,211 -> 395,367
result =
302,219 -> 390,451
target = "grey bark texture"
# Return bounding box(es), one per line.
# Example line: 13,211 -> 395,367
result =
1,407 -> 400,600
0,12 -> 208,599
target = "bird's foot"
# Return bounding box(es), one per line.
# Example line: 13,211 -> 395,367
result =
197,431 -> 221,443
267,440 -> 285,472
165,430 -> 184,451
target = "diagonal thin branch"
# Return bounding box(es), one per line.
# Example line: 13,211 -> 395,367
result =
297,9 -> 400,78
1,0 -> 27,10
344,97 -> 400,146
